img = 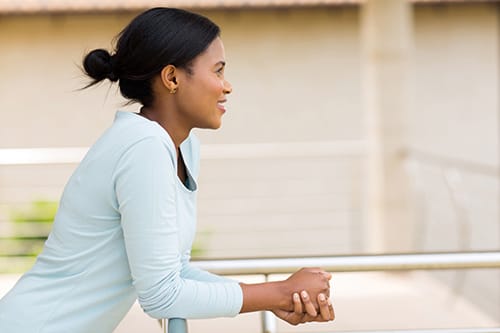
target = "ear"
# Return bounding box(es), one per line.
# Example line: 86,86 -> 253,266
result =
160,65 -> 179,92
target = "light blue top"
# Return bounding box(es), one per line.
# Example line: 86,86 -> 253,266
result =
0,111 -> 243,333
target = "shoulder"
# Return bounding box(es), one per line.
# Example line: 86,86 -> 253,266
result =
105,111 -> 176,160
83,112 -> 178,175
116,111 -> 175,147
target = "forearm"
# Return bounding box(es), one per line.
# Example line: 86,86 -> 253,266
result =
239,280 -> 291,313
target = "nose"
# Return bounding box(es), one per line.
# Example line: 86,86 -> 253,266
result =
222,79 -> 232,94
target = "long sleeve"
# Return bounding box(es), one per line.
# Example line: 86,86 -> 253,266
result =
114,136 -> 243,319
180,251 -> 236,284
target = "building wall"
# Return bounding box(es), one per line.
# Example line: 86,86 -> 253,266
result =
0,7 -> 363,148
410,3 -> 500,320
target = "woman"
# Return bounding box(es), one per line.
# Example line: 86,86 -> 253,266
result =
0,7 -> 334,332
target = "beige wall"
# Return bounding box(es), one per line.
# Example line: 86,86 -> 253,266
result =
412,3 -> 499,165
0,14 -> 127,148
410,3 -> 500,320
0,7 -> 363,148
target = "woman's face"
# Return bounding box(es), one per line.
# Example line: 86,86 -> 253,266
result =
175,37 -> 232,130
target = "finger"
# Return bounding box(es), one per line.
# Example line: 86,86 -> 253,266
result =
300,290 -> 317,317
323,271 -> 332,280
293,293 -> 303,314
317,293 -> 330,320
328,297 -> 335,320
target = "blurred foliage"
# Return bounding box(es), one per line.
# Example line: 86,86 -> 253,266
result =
10,200 -> 58,223
191,229 -> 212,258
1,199 -> 210,273
0,199 -> 57,273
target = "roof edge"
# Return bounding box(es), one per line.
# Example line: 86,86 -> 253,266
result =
0,0 -> 497,15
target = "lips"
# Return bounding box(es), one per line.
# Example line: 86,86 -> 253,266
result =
217,99 -> 227,112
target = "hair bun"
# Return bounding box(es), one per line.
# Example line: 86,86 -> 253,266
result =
83,48 -> 118,82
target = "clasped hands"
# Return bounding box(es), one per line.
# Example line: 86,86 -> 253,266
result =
272,267 -> 335,326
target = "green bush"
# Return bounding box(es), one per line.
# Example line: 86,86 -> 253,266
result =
10,200 -> 58,223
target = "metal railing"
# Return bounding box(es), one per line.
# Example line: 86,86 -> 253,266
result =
163,251 -> 500,333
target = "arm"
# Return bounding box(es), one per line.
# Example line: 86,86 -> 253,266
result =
181,252 -> 333,320
115,137 -> 332,320
115,137 -> 242,319
180,252 -> 334,322
181,252 -> 333,318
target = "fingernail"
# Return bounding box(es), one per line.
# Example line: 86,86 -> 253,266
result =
301,290 -> 308,299
293,293 -> 300,301
319,294 -> 325,302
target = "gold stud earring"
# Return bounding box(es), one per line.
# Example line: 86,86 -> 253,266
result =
170,88 -> 177,94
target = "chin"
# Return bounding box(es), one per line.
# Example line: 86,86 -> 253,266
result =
200,121 -> 222,130
211,122 -> 222,130
209,118 -> 223,130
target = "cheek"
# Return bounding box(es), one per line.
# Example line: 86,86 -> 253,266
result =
207,77 -> 224,95
179,76 -> 222,111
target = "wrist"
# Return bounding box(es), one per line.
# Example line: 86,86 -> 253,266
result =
239,280 -> 293,313
275,280 -> 293,311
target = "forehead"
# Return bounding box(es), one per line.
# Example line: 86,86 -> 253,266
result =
192,37 -> 226,67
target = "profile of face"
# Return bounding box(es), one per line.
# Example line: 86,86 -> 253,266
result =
167,37 -> 233,130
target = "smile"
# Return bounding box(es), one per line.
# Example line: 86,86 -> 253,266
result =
217,100 -> 227,112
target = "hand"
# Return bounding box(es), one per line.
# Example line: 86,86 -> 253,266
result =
281,267 -> 331,311
238,267 -> 331,314
273,291 -> 335,326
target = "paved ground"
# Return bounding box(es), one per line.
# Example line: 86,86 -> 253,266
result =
1,272 -> 498,333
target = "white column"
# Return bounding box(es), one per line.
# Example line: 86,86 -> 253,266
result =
361,0 -> 415,252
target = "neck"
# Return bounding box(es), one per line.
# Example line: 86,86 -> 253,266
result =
139,106 -> 190,149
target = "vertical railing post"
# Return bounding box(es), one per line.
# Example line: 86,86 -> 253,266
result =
260,274 -> 277,333
163,318 -> 187,333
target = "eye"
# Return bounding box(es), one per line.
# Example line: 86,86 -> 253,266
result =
216,67 -> 224,76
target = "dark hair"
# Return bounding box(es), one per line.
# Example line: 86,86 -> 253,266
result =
82,7 -> 221,107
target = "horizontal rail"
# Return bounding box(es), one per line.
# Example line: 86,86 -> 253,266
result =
0,141 -> 365,165
166,252 -> 500,333
199,141 -> 366,159
191,251 -> 500,275
0,147 -> 88,165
